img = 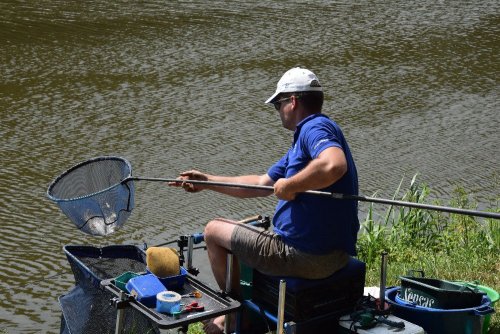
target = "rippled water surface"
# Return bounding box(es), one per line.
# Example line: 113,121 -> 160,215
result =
1,1 -> 499,332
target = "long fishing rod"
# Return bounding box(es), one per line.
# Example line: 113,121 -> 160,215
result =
128,177 -> 500,220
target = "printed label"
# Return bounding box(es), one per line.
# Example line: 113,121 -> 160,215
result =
403,288 -> 436,308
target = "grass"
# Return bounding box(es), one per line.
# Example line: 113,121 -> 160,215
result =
187,322 -> 204,334
188,174 -> 499,334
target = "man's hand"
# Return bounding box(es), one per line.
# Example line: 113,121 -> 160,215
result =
273,147 -> 347,200
273,178 -> 297,201
168,170 -> 208,193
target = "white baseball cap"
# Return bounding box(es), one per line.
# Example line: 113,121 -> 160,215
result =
265,67 -> 322,104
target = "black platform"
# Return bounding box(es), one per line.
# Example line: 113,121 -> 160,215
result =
101,274 -> 240,329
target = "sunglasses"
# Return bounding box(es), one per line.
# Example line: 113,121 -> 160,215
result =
272,97 -> 293,111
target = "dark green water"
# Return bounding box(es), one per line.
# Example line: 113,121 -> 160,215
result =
1,1 -> 499,332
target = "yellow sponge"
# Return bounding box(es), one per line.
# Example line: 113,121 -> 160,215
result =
146,247 -> 180,278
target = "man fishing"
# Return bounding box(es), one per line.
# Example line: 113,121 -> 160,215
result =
170,67 -> 359,333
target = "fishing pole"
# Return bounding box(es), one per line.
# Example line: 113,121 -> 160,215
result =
129,177 -> 500,220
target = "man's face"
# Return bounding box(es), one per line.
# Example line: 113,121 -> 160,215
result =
274,96 -> 295,130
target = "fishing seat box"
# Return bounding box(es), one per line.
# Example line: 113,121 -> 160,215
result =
251,257 -> 366,321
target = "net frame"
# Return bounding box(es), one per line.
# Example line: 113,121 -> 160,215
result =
47,156 -> 135,236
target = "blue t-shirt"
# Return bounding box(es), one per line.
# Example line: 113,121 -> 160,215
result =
267,114 -> 359,255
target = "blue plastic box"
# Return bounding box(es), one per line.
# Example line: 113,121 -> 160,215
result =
146,267 -> 188,290
126,274 -> 166,307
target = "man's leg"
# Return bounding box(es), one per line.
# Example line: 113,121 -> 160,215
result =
203,219 -> 240,295
203,219 -> 240,333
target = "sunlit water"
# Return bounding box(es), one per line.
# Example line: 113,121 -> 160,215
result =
1,1 -> 499,332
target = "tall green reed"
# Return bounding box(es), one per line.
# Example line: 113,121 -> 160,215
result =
357,174 -> 499,267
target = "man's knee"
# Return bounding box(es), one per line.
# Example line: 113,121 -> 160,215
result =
204,220 -> 218,240
204,219 -> 236,249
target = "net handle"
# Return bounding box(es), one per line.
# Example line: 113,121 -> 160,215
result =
126,177 -> 500,220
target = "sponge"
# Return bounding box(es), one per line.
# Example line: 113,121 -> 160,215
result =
146,247 -> 180,278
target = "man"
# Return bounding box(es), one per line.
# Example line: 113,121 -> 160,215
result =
170,67 -> 359,333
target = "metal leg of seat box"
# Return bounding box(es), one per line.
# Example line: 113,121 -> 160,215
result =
276,279 -> 286,334
225,252 -> 234,334
236,279 -> 288,334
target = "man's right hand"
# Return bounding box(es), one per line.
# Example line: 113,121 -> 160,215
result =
168,170 -> 209,193
273,178 -> 297,201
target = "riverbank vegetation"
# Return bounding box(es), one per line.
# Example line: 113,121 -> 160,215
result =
358,174 -> 499,332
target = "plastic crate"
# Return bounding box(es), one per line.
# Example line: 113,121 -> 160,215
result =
400,275 -> 485,309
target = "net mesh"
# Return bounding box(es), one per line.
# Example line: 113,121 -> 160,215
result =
60,245 -> 160,334
47,157 -> 135,236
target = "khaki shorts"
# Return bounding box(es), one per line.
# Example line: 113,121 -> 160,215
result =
230,223 -> 349,279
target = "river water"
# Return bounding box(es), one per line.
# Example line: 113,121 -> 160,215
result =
1,1 -> 499,332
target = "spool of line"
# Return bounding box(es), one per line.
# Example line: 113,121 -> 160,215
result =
156,291 -> 182,314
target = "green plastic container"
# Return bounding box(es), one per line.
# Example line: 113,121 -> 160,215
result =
453,281 -> 499,334
114,271 -> 139,292
400,275 -> 485,309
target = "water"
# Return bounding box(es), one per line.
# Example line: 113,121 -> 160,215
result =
1,1 -> 499,332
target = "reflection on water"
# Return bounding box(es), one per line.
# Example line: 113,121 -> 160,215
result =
0,1 -> 499,332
